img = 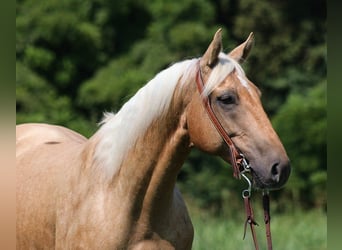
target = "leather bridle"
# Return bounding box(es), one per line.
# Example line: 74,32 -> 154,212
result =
195,61 -> 273,250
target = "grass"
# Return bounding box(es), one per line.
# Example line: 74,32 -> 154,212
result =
189,206 -> 327,250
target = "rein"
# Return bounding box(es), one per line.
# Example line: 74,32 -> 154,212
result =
195,62 -> 273,250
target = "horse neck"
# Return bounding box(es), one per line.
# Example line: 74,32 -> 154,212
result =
87,78 -> 195,222
126,85 -> 193,211
123,109 -> 190,214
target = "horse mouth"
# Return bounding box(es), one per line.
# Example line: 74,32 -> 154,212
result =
251,171 -> 283,190
234,156 -> 280,190
252,176 -> 271,190
250,170 -> 284,191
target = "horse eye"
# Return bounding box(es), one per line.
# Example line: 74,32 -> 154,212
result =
217,94 -> 236,105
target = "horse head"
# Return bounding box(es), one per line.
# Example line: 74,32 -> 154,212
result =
187,29 -> 291,190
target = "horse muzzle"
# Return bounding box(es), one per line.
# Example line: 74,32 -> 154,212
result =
250,158 -> 291,190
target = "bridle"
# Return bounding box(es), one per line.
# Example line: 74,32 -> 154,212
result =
195,61 -> 273,250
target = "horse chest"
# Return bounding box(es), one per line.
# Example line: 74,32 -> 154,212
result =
128,203 -> 194,249
54,186 -> 193,249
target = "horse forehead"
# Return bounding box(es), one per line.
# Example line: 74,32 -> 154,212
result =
222,71 -> 261,96
219,72 -> 253,92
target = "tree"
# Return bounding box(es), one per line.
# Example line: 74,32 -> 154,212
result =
272,82 -> 327,210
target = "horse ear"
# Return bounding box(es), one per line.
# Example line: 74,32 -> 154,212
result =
228,32 -> 254,63
200,28 -> 222,69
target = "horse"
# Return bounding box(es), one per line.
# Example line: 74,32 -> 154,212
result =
16,29 -> 290,249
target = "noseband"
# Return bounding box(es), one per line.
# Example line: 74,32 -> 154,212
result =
195,61 -> 273,250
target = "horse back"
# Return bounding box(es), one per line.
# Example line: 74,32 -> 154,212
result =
16,123 -> 87,249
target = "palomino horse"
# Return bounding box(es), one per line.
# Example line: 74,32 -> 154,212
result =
16,29 -> 290,249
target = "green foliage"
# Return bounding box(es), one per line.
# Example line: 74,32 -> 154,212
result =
16,62 -> 73,124
190,206 -> 326,250
16,62 -> 95,136
230,0 -> 326,114
272,82 -> 327,209
16,0 -> 326,212
179,149 -> 244,216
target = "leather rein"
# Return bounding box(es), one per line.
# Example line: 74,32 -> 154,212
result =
195,62 -> 273,250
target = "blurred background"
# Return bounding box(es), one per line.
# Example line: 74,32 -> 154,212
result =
16,0 -> 326,249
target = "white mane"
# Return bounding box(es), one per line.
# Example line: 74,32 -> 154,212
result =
93,53 -> 247,177
203,53 -> 247,96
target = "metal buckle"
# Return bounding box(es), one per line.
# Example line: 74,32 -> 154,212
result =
239,153 -> 251,172
239,153 -> 252,198
241,172 -> 252,198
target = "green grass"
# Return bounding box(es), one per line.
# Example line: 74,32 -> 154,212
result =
189,208 -> 326,250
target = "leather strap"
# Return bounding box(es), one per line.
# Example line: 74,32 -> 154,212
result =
195,65 -> 242,179
243,196 -> 259,250
263,192 -> 273,250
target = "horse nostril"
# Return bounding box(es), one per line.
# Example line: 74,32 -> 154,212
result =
271,162 -> 280,182
270,160 -> 291,187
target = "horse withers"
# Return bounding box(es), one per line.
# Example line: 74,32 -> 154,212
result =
16,29 -> 290,249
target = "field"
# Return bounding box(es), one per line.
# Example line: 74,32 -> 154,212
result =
189,206 -> 327,250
